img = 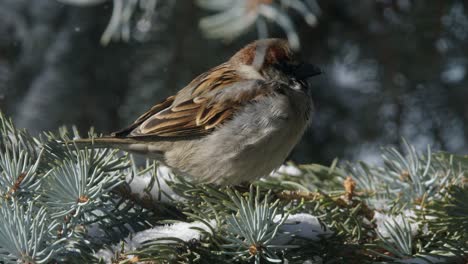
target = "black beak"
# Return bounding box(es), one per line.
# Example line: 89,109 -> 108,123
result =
294,63 -> 322,80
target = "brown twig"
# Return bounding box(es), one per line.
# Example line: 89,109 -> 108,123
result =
276,189 -> 375,220
4,172 -> 27,200
344,176 -> 357,201
275,190 -> 322,201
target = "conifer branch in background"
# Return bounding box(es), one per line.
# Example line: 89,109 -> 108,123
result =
0,110 -> 466,263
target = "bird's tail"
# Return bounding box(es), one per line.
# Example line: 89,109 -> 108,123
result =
65,137 -> 140,149
64,137 -> 164,158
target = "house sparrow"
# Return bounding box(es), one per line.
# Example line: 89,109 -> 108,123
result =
75,38 -> 321,185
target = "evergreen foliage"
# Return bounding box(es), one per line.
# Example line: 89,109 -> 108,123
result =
0,112 -> 466,263
1,1 -> 467,263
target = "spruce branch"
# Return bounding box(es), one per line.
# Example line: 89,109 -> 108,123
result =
417,185 -> 468,257
344,140 -> 466,210
41,147 -> 126,220
423,185 -> 468,236
1,110 -> 467,263
371,215 -> 415,260
197,0 -> 321,50
0,148 -> 46,201
0,112 -> 39,161
0,201 -> 65,264
219,186 -> 294,263
169,176 -> 237,219
0,112 -> 45,201
276,177 -> 375,244
112,158 -> 184,220
56,0 -> 158,45
258,160 -> 345,193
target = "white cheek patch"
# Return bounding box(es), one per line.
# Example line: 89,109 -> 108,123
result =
237,65 -> 265,80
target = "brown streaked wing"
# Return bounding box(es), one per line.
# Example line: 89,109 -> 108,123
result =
117,64 -> 269,138
112,96 -> 175,137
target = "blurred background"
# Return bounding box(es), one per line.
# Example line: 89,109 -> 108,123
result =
0,0 -> 467,164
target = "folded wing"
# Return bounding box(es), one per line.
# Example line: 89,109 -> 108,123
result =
113,64 -> 270,138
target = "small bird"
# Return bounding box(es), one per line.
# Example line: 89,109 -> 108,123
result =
75,38 -> 321,185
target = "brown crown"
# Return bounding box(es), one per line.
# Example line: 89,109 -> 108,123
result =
230,38 -> 294,67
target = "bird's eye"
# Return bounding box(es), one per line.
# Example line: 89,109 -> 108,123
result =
274,61 -> 294,75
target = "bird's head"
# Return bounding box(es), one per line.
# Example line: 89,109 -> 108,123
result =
230,38 -> 322,84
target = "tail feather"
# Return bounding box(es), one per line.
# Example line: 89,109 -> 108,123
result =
67,137 -> 140,148
66,137 -> 165,158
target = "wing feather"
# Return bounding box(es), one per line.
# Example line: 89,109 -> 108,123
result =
114,63 -> 269,138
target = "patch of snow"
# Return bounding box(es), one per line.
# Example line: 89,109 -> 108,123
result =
126,220 -> 215,248
368,198 -> 391,211
270,164 -> 302,178
272,213 -> 332,245
374,210 -> 419,238
94,220 -> 215,263
127,164 -> 182,203
94,248 -> 114,264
